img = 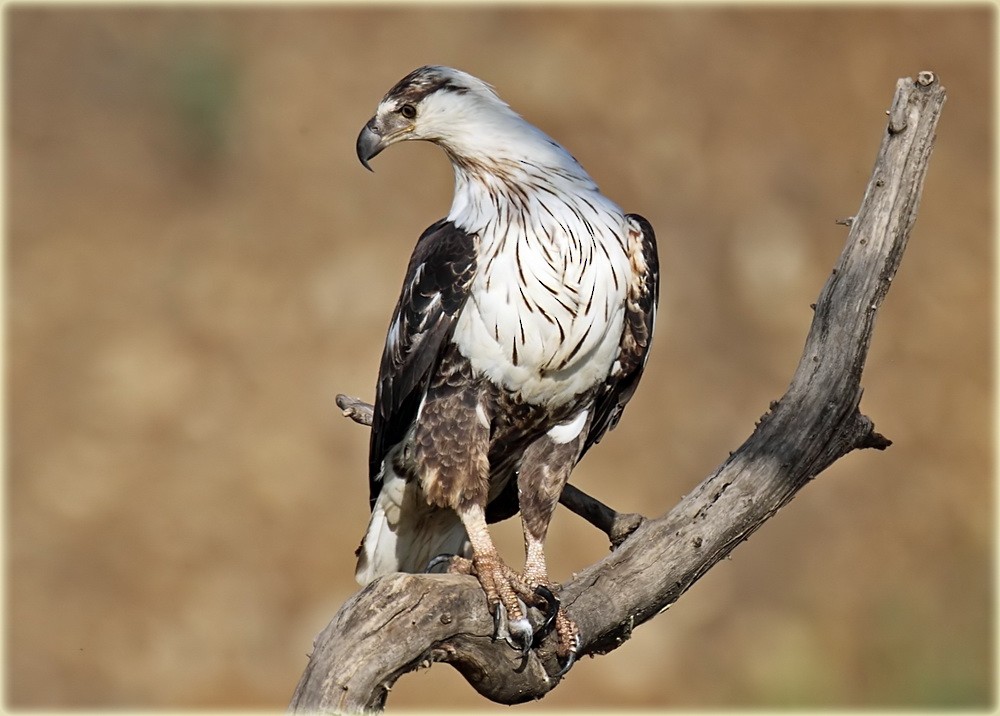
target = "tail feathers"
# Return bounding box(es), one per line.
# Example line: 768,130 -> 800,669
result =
355,470 -> 470,586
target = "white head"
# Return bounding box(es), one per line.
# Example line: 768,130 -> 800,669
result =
356,66 -> 578,175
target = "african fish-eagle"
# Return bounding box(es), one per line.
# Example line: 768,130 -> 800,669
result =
353,65 -> 659,671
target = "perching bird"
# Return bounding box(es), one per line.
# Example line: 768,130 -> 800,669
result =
353,66 -> 658,671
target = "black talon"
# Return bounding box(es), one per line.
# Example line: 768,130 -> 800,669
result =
531,584 -> 560,647
425,553 -> 455,573
554,633 -> 581,679
491,603 -> 503,642
507,598 -> 534,655
510,623 -> 533,656
491,602 -> 533,654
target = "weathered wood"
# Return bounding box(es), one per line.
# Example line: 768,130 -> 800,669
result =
291,73 -> 945,713
335,394 -> 374,426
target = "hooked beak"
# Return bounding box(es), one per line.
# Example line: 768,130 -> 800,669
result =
356,118 -> 384,172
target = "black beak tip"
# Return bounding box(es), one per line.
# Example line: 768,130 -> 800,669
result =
356,121 -> 382,173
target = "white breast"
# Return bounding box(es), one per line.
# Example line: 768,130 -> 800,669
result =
452,193 -> 631,407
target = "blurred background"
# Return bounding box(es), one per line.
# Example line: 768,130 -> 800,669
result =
5,5 -> 993,711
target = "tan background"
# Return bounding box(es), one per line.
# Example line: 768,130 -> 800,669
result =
6,5 -> 993,710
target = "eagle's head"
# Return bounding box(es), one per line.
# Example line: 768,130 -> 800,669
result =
356,65 -> 536,171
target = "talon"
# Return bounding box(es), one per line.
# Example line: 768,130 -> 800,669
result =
492,601 -> 506,644
506,616 -> 533,656
425,554 -> 455,573
491,602 -> 533,654
554,632 -> 581,678
487,593 -> 535,654
531,584 -> 560,646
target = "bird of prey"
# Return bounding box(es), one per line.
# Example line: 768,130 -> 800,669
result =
353,66 -> 658,671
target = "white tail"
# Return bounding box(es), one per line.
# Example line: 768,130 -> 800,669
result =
354,466 -> 470,585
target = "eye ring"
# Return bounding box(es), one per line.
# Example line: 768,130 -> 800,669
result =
399,103 -> 417,120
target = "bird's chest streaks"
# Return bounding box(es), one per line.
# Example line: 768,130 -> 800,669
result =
452,213 -> 629,406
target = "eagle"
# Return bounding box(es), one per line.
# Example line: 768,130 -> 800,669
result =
353,66 -> 658,671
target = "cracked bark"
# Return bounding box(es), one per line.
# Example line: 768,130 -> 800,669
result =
289,72 -> 945,713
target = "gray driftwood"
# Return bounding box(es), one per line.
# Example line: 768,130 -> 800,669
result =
290,73 -> 946,713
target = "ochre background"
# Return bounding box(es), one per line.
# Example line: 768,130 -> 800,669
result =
7,6 -> 993,710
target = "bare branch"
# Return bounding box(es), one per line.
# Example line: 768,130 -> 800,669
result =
335,394 -> 374,427
291,73 -> 945,714
558,483 -> 646,548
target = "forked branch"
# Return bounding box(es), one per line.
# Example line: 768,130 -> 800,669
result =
290,72 -> 945,713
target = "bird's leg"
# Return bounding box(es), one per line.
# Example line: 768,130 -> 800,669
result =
455,502 -> 537,653
520,493 -> 581,670
516,414 -> 591,672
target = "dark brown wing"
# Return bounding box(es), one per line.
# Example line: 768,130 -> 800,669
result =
580,213 -> 659,458
368,219 -> 477,508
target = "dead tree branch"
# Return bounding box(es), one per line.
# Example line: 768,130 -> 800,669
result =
290,72 -> 945,713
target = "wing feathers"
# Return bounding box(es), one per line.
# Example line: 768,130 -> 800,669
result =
581,213 -> 659,457
368,220 -> 477,507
